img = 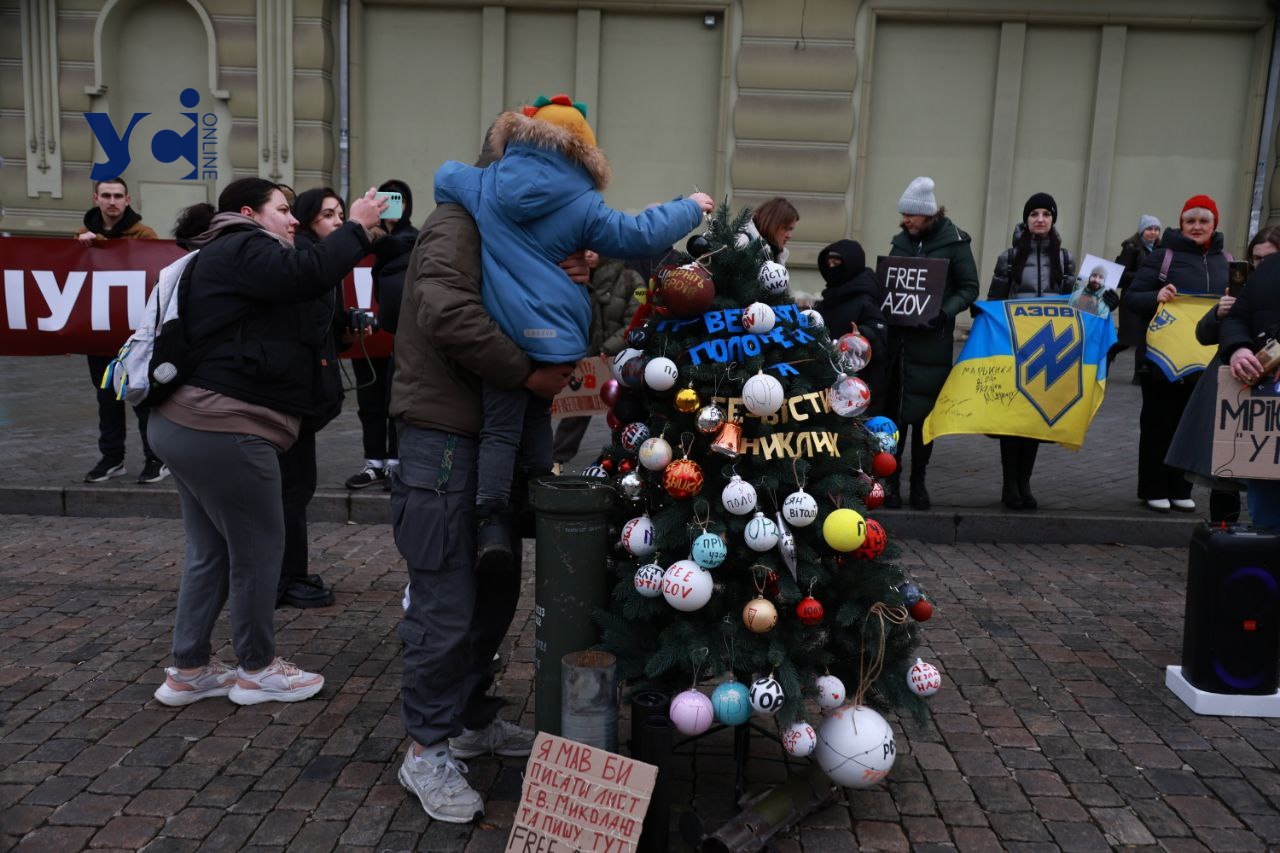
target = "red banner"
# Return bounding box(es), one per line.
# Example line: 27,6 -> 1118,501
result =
0,236 -> 390,357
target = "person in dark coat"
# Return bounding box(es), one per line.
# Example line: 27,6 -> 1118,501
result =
883,176 -> 981,509
1114,215 -> 1164,382
816,239 -> 889,417
1122,195 -> 1229,513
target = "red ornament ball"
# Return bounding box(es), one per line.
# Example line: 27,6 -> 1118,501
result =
663,458 -> 704,499
619,460 -> 633,474
871,451 -> 897,478
606,410 -> 622,430
661,264 -> 716,317
765,570 -> 780,598
796,596 -> 825,626
600,379 -> 621,406
600,458 -> 614,472
909,598 -> 934,622
864,481 -> 885,510
853,519 -> 887,561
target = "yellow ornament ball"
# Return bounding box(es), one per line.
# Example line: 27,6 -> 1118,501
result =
823,508 -> 867,552
674,386 -> 702,414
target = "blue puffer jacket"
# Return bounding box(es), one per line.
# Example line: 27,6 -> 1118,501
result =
435,112 -> 702,362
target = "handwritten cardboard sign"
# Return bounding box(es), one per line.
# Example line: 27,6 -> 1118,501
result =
875,256 -> 948,328
507,732 -> 658,853
551,356 -> 612,420
1211,365 -> 1280,481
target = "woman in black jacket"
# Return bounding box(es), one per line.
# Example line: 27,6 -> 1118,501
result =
148,178 -> 383,707
816,239 -> 888,416
1113,215 -> 1163,382
1122,195 -> 1229,513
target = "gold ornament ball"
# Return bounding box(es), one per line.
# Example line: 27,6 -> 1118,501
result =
674,386 -> 702,414
743,597 -> 778,633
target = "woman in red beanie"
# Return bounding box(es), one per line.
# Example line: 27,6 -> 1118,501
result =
1120,195 -> 1229,512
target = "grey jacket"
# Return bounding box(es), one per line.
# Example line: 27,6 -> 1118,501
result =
987,225 -> 1076,300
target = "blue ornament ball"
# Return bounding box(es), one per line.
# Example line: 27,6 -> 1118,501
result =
865,416 -> 899,444
691,531 -> 727,569
898,581 -> 921,606
711,681 -> 752,726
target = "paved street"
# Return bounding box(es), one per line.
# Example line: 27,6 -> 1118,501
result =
3,515 -> 1280,851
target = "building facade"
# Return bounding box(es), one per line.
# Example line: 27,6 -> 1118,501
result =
2,0 -> 1277,296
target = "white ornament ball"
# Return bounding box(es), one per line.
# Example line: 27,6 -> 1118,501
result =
582,464 -> 609,479
801,308 -> 825,329
742,302 -> 777,335
782,721 -> 818,757
611,348 -> 645,386
749,676 -> 785,716
814,705 -> 897,788
815,674 -> 847,710
644,357 -> 679,391
907,658 -> 942,698
621,515 -> 655,557
638,436 -> 673,471
827,375 -> 871,418
720,475 -> 758,516
782,490 -> 818,527
734,231 -> 751,249
662,560 -> 714,612
759,261 -> 790,295
669,689 -> 715,736
744,512 -> 780,552
633,563 -> 665,598
742,372 -> 784,417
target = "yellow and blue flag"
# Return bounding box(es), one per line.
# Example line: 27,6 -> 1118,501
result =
1145,294 -> 1218,381
923,298 -> 1116,450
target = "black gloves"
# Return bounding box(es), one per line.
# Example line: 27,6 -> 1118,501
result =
927,310 -> 950,331
1102,289 -> 1120,310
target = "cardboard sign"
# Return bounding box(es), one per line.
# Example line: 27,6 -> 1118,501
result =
875,256 -> 948,327
551,356 -> 611,420
1212,365 -> 1280,481
507,732 -> 658,853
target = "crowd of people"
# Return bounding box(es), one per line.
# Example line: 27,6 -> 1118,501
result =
66,94 -> 1280,824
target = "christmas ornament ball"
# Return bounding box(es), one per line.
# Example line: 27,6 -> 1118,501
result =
742,302 -> 777,335
863,481 -> 886,510
663,458 -> 704,499
638,436 -> 674,471
669,689 -> 715,736
696,403 -> 726,434
600,379 -> 621,406
822,508 -> 867,552
612,348 -> 645,387
582,464 -> 609,479
871,452 -> 898,478
710,681 -> 753,726
910,598 -> 934,622
686,233 -> 712,258
625,327 -> 649,349
853,519 -> 888,561
838,332 -> 873,368
662,560 -> 714,611
742,597 -> 778,633
691,531 -> 727,569
907,658 -> 942,697
795,596 -> 825,626
742,372 -> 785,417
897,581 -> 921,606
801,308 -> 825,329
749,676 -> 785,716
782,721 -> 818,757
617,471 -> 644,501
643,357 -> 680,391
720,475 -> 758,515
632,563 -> 664,598
674,386 -> 702,414
620,422 -> 650,452
782,490 -> 818,527
759,260 -> 790,295
877,432 -> 899,455
865,416 -> 899,444
744,512 -> 780,552
828,375 -> 871,418
606,410 -> 622,431
815,674 -> 847,710
621,515 -> 655,557
814,705 -> 897,788
661,264 -> 716,317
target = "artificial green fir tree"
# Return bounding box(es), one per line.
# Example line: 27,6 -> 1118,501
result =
595,206 -> 935,781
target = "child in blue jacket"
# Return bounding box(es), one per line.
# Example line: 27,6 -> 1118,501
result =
435,94 -> 712,568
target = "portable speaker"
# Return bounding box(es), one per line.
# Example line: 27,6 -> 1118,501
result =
1180,523 -> 1280,695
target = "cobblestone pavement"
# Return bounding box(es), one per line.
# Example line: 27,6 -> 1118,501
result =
3,514 -> 1279,851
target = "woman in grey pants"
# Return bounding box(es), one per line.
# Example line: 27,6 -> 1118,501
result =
148,178 -> 385,706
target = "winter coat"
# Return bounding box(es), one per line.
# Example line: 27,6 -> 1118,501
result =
1219,254 -> 1280,361
182,220 -> 371,418
886,216 -> 981,425
986,225 -> 1075,300
1165,302 -> 1241,488
1121,227 -> 1229,358
390,203 -> 533,437
818,267 -> 889,417
76,206 -> 159,241
588,258 -> 645,357
1115,231 -> 1160,292
370,220 -> 419,336
291,230 -> 347,431
433,112 -> 703,363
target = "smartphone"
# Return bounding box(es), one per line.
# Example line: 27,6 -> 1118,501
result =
376,191 -> 404,221
1228,260 -> 1250,296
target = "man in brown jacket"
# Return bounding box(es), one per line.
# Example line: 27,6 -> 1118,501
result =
75,178 -> 168,484
389,159 -> 581,822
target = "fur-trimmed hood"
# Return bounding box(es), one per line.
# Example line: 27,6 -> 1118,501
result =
488,111 -> 611,191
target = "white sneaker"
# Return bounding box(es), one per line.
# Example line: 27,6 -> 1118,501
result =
1171,498 -> 1196,512
449,718 -> 535,759
398,748 -> 484,823
1145,499 -> 1171,513
153,660 -> 236,706
228,658 -> 324,705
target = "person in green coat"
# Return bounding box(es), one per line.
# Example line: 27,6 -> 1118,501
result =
883,176 -> 980,509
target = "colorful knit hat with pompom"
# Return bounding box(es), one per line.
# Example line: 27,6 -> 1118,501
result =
521,94 -> 596,148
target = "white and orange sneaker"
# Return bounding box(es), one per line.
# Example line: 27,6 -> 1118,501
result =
153,660 -> 237,706
228,658 -> 324,705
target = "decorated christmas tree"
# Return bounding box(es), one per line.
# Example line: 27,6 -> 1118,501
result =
593,206 -> 939,786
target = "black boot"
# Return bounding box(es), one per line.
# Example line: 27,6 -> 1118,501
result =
909,473 -> 931,510
885,472 -> 903,509
1018,441 -> 1039,510
999,440 -> 1022,510
475,502 -> 513,573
